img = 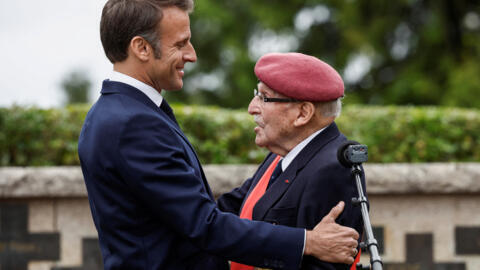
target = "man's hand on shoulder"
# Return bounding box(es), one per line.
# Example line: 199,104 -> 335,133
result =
305,201 -> 359,264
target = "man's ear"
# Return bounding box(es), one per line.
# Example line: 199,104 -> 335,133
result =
293,102 -> 315,127
128,36 -> 152,62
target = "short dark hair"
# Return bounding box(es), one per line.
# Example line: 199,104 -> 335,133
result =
100,0 -> 194,63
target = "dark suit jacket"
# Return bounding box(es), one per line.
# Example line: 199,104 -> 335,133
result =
218,123 -> 365,270
78,80 -> 305,270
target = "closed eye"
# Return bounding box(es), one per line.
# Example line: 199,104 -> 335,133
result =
175,38 -> 189,48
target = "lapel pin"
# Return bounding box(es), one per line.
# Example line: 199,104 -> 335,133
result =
285,179 -> 290,184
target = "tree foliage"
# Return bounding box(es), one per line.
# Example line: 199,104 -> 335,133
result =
164,0 -> 480,109
61,70 -> 91,105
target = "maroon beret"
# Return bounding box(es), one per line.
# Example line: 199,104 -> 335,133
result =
254,52 -> 344,101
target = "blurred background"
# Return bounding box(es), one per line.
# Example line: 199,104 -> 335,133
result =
1,0 -> 479,109
175,0 -> 480,109
1,1 -> 480,269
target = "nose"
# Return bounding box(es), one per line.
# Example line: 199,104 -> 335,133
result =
184,42 -> 197,63
248,97 -> 260,115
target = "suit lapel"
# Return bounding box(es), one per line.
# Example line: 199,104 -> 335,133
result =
252,123 -> 341,220
101,80 -> 215,198
238,153 -> 275,211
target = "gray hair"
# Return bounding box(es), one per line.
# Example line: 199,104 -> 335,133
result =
318,98 -> 342,118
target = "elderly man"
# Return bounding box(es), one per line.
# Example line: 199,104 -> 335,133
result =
218,52 -> 365,270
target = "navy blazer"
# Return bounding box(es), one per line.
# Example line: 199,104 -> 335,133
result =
78,80 -> 305,270
218,123 -> 365,270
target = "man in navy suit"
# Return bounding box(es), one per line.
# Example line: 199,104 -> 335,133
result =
218,53 -> 365,270
78,1 -> 359,269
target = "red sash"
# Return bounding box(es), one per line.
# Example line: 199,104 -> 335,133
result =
230,155 -> 281,270
351,249 -> 361,270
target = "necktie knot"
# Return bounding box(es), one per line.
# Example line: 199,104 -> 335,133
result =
160,100 -> 178,125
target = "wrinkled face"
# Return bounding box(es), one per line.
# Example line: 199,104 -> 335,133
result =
248,82 -> 298,154
149,6 -> 197,91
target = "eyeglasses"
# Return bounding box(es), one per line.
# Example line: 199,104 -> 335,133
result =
253,89 -> 299,103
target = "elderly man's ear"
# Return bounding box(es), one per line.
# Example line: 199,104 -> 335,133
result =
293,102 -> 316,127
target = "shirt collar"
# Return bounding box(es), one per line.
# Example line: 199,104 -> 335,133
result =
109,71 -> 164,107
281,126 -> 327,172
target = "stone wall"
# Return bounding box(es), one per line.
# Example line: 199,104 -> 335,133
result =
1,164 -> 479,270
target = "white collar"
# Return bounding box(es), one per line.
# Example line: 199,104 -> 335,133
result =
109,71 -> 164,107
281,126 -> 327,172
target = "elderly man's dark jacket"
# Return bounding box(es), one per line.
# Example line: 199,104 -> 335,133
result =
218,122 -> 365,270
78,80 -> 306,270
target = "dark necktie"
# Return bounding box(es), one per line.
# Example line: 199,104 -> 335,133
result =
159,100 -> 178,125
267,159 -> 283,189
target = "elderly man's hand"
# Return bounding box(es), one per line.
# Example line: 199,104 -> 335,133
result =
304,201 -> 360,264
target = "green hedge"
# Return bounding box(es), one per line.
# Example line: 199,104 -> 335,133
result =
336,106 -> 480,163
0,105 -> 479,166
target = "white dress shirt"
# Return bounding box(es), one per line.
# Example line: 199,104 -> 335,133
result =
281,127 -> 326,171
109,71 -> 164,107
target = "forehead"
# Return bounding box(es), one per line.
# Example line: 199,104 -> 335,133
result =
258,82 -> 273,93
258,82 -> 283,97
159,6 -> 191,42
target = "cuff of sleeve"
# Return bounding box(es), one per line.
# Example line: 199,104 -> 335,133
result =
302,229 -> 306,256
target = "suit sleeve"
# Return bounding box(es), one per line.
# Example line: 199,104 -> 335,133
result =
217,153 -> 274,214
217,177 -> 253,214
116,114 -> 304,269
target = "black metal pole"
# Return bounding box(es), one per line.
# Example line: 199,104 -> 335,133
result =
352,165 -> 383,270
